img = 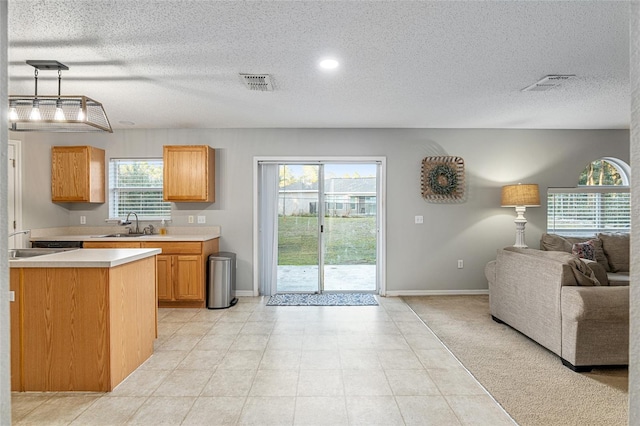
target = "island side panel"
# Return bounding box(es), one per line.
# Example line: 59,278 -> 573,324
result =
21,268 -> 110,392
10,269 -> 21,391
108,256 -> 157,390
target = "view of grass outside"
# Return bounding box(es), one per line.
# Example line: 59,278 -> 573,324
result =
278,215 -> 376,265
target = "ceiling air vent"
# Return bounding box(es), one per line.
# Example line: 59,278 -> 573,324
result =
240,73 -> 274,91
521,75 -> 576,92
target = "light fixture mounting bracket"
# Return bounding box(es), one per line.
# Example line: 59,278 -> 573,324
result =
26,60 -> 69,71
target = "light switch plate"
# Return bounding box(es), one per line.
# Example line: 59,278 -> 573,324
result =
80,215 -> 86,225
415,215 -> 424,224
197,215 -> 206,224
188,215 -> 194,224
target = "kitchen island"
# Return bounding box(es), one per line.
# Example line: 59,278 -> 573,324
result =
10,248 -> 160,392
31,228 -> 221,308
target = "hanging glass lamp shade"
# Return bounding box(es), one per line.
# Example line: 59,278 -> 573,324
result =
8,60 -> 113,133
8,95 -> 112,132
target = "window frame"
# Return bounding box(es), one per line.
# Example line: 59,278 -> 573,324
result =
547,157 -> 630,237
108,157 -> 171,221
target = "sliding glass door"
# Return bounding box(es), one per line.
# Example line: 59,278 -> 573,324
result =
276,164 -> 321,293
321,163 -> 377,292
275,162 -> 378,293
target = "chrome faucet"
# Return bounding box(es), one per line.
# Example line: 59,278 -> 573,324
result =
122,212 -> 140,234
9,229 -> 30,238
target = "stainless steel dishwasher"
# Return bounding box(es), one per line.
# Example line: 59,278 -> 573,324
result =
31,240 -> 84,249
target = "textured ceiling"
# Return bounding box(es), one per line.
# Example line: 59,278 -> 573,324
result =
7,1 -> 630,130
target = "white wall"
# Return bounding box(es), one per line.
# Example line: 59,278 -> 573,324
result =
11,128 -> 629,294
629,2 -> 639,424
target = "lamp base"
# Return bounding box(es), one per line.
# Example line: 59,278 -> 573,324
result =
513,207 -> 528,248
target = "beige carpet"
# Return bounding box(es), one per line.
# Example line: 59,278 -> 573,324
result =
402,295 -> 628,426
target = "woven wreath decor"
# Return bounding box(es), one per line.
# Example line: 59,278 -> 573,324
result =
421,156 -> 465,202
428,164 -> 458,195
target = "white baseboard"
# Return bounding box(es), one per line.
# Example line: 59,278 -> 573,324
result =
236,290 -> 258,297
235,290 -> 488,297
384,289 -> 489,297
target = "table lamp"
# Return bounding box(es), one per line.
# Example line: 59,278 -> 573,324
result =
501,183 -> 540,248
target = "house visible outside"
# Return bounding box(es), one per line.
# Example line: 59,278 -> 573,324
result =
279,177 -> 376,217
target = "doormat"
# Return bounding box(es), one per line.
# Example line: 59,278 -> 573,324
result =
267,293 -> 378,306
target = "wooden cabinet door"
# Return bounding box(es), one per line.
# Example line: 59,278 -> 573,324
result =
163,145 -> 215,202
51,146 -> 105,203
156,254 -> 173,301
173,255 -> 203,300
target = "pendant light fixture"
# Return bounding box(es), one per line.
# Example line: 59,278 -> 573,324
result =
8,60 -> 113,133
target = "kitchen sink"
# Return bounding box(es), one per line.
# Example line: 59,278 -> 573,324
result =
8,248 -> 78,259
103,233 -> 145,238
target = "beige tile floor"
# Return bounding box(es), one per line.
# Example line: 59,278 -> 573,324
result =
12,296 -> 516,425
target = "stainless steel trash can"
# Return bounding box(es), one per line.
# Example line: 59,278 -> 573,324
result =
207,252 -> 238,309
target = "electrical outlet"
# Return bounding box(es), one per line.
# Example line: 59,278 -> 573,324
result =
9,291 -> 15,302
415,215 -> 424,224
80,215 -> 86,225
457,259 -> 464,269
197,215 -> 206,224
188,215 -> 194,224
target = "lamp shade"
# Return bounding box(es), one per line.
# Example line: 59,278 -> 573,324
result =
8,60 -> 113,133
501,184 -> 540,207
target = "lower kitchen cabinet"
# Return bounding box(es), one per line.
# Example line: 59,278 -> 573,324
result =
156,254 -> 172,300
84,238 -> 219,308
155,254 -> 202,302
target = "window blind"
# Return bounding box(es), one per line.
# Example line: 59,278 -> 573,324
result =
547,187 -> 630,236
109,158 -> 171,219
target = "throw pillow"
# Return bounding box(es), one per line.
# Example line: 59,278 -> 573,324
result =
572,241 -> 596,261
597,233 -> 630,273
573,261 -> 601,286
582,259 -> 609,286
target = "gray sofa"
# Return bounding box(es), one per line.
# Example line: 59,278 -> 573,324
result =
485,234 -> 629,371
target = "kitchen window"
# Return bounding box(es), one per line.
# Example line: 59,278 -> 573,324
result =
109,158 -> 171,220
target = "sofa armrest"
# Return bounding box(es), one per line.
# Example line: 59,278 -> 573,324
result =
561,286 -> 629,321
485,260 -> 496,286
560,286 -> 629,366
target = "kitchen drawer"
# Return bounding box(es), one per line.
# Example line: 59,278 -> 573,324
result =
141,241 -> 202,255
84,242 -> 142,248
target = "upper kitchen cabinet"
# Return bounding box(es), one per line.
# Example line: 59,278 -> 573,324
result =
51,146 -> 105,203
163,145 -> 215,202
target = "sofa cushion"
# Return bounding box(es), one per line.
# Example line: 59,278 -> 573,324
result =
540,233 -> 610,272
607,272 -> 630,286
572,242 -> 596,261
597,233 -> 630,272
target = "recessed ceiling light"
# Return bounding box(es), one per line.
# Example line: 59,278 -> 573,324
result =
319,59 -> 339,70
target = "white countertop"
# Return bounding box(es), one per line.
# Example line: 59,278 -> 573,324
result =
9,248 -> 162,268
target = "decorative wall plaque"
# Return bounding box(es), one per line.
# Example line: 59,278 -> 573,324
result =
421,156 -> 465,202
